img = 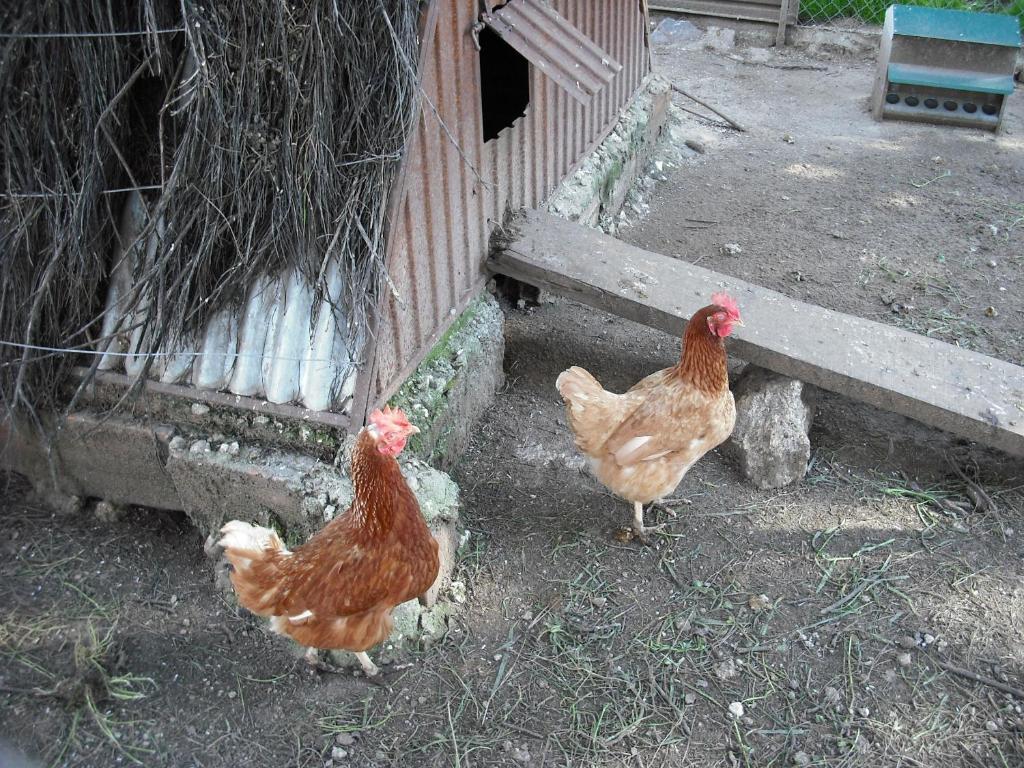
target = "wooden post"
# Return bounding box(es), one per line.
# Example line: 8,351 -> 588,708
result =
776,0 -> 792,47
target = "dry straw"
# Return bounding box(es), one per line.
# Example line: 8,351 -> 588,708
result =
0,0 -> 422,429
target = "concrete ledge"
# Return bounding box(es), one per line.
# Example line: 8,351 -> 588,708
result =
390,291 -> 505,470
547,74 -> 673,232
3,411 -> 464,617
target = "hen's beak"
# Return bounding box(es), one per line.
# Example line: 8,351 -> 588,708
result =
733,318 -> 746,328
407,425 -> 421,435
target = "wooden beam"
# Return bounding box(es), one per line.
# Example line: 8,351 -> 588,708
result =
776,0 -> 792,47
490,209 -> 1024,457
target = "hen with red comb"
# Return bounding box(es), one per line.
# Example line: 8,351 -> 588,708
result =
216,404 -> 436,678
557,293 -> 743,544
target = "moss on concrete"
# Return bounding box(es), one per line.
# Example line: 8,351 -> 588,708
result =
388,292 -> 504,468
546,74 -> 672,233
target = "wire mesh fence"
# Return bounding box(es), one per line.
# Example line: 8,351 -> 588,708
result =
798,0 -> 1024,28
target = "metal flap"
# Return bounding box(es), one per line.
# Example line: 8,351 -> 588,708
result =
482,0 -> 622,104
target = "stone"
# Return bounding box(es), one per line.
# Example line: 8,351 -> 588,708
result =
728,701 -> 745,718
705,27 -> 736,52
727,366 -> 814,489
95,499 -> 128,524
715,658 -> 739,680
651,18 -> 702,45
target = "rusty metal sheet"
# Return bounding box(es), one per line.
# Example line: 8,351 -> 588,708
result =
483,0 -> 622,104
362,0 -> 651,418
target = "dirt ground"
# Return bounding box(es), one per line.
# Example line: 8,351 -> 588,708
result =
2,24 -> 1024,768
629,22 -> 1024,366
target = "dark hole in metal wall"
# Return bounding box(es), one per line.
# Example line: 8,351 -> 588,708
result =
478,22 -> 530,141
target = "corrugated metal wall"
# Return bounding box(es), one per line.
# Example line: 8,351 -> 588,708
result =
363,0 -> 651,416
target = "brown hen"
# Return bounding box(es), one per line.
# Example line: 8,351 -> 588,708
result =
217,406 -> 438,677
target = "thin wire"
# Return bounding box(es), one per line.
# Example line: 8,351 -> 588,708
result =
0,339 -> 342,365
0,28 -> 186,39
0,184 -> 164,199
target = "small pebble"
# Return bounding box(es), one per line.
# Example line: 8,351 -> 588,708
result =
335,732 -> 356,746
897,652 -> 912,667
793,751 -> 811,767
748,594 -> 770,612
898,635 -> 916,650
191,403 -> 210,417
721,242 -> 743,256
684,138 -> 706,154
331,746 -> 348,760
857,706 -> 870,717
985,720 -> 999,732
782,133 -> 795,143
728,701 -> 745,718
190,440 -> 210,454
685,693 -> 696,705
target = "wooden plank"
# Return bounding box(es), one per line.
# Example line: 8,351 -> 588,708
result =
776,0 -> 792,47
490,210 -> 1024,457
650,0 -> 798,25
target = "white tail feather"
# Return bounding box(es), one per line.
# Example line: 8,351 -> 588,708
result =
218,520 -> 288,554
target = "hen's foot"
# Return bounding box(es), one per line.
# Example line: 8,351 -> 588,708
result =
354,651 -> 380,678
623,501 -> 667,547
303,648 -> 346,676
633,522 -> 667,547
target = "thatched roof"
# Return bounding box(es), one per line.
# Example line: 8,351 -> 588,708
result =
0,0 -> 422,422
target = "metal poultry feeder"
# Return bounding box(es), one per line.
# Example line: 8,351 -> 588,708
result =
871,5 -> 1021,132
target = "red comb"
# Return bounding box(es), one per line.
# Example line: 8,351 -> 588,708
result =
370,405 -> 411,430
711,292 -> 740,318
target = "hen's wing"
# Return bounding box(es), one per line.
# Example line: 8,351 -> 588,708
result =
602,380 -> 720,466
277,510 -> 437,620
557,366 -> 672,455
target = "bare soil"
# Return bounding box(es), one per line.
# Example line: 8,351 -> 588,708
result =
2,28 -> 1024,768
628,28 -> 1024,365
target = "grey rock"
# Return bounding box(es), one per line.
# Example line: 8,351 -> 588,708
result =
94,499 -> 128,524
705,26 -> 736,52
727,366 -> 813,489
651,18 -> 702,45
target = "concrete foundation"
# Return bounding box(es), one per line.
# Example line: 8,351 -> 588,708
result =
390,292 -> 505,470
547,75 -> 673,233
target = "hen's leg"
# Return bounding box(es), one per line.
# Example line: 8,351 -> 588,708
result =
355,651 -> 380,677
631,501 -> 665,546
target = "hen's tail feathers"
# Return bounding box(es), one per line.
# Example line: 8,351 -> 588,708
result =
556,366 -> 621,455
217,521 -> 291,616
